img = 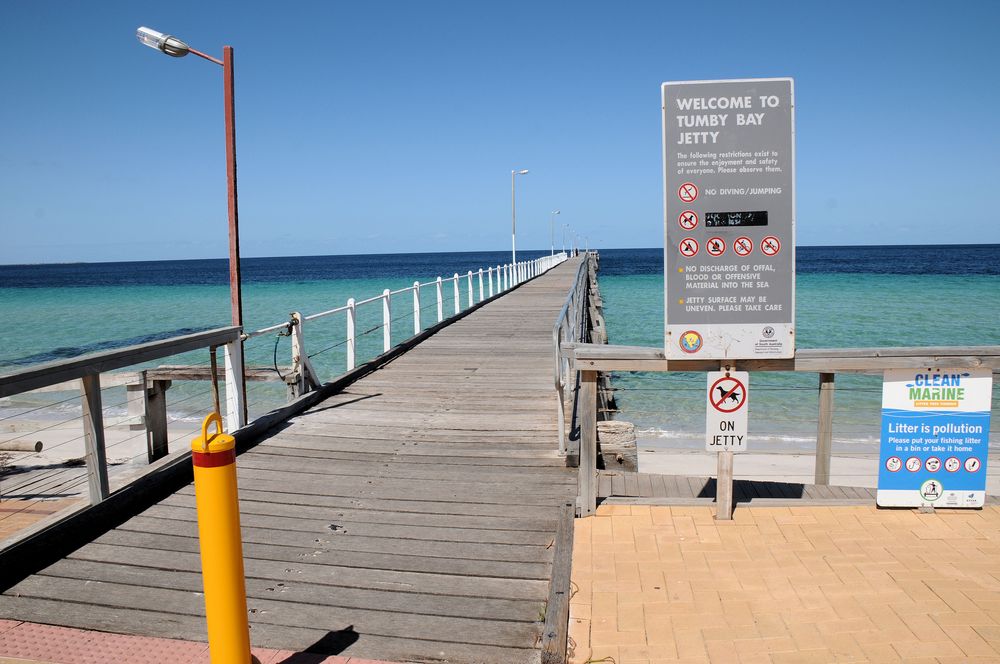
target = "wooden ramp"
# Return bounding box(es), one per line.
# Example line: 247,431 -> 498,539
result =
0,260 -> 583,664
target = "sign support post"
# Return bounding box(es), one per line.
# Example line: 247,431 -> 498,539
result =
706,363 -> 748,520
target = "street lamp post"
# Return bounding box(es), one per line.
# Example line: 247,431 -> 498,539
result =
562,223 -> 569,254
137,27 -> 243,329
550,210 -> 560,256
136,27 -> 247,430
511,169 -> 529,265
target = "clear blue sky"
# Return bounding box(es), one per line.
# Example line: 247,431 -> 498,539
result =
2,0 -> 998,263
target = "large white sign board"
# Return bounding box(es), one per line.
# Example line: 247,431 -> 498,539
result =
663,78 -> 795,360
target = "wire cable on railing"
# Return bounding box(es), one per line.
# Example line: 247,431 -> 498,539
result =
307,336 -> 351,360
0,390 -> 97,424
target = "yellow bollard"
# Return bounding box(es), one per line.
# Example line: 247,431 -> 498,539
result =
191,413 -> 252,663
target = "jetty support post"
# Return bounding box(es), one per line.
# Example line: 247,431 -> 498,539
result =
716,451 -> 734,521
223,338 -> 246,432
715,361 -> 736,521
144,372 -> 171,462
80,374 -> 110,503
577,369 -> 598,517
815,372 -> 835,485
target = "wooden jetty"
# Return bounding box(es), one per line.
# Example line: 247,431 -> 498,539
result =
0,258 -> 583,663
3,248 -> 1000,664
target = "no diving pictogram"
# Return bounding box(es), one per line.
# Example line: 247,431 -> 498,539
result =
710,376 -> 747,413
734,236 -> 753,256
679,238 -> 699,257
678,182 -> 698,203
678,210 -> 699,230
706,237 -> 725,257
761,235 -> 781,256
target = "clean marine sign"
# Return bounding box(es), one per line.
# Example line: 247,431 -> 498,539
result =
877,368 -> 993,508
662,78 -> 795,360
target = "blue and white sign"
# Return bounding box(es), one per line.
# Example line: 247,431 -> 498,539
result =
877,368 -> 993,508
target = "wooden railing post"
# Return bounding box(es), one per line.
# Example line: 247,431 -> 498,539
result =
436,277 -> 444,322
144,373 -> 171,463
346,298 -> 357,370
291,312 -> 320,395
488,267 -> 494,297
223,338 -> 247,431
478,268 -> 484,302
578,370 -> 598,517
412,281 -> 421,335
453,273 -> 461,314
815,372 -> 835,485
382,289 -> 392,352
467,271 -> 474,308
80,374 -> 110,503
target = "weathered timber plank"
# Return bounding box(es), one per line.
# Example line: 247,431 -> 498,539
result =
246,444 -> 568,467
231,466 -> 575,501
92,528 -> 552,580
2,575 -> 541,648
162,491 -> 559,532
68,542 -> 547,600
234,450 -> 575,481
37,558 -> 543,622
119,515 -> 556,564
144,504 -> 559,546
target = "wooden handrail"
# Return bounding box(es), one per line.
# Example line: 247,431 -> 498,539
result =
0,326 -> 241,398
565,343 -> 1000,373
569,341 -> 1000,516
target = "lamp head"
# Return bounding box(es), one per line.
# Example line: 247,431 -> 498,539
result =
136,26 -> 190,57
513,169 -> 529,175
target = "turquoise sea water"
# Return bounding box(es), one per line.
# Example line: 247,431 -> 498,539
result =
599,247 -> 1000,451
0,247 -> 997,453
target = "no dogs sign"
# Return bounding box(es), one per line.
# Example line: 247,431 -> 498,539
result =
706,370 -> 749,451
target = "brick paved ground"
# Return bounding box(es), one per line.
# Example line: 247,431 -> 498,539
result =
569,504 -> 1000,664
0,620 -> 397,664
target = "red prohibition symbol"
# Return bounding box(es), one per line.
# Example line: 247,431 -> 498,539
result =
710,376 -> 747,413
678,210 -> 699,230
734,236 -> 753,256
678,238 -> 699,257
678,182 -> 699,203
761,235 -> 781,256
706,237 -> 726,257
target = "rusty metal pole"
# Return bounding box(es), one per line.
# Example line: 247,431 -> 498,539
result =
222,46 -> 248,422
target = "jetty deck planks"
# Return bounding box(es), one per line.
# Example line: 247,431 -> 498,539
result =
0,259 -> 583,664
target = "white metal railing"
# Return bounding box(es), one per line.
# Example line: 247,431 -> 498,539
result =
246,253 -> 569,398
551,253 -> 593,454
